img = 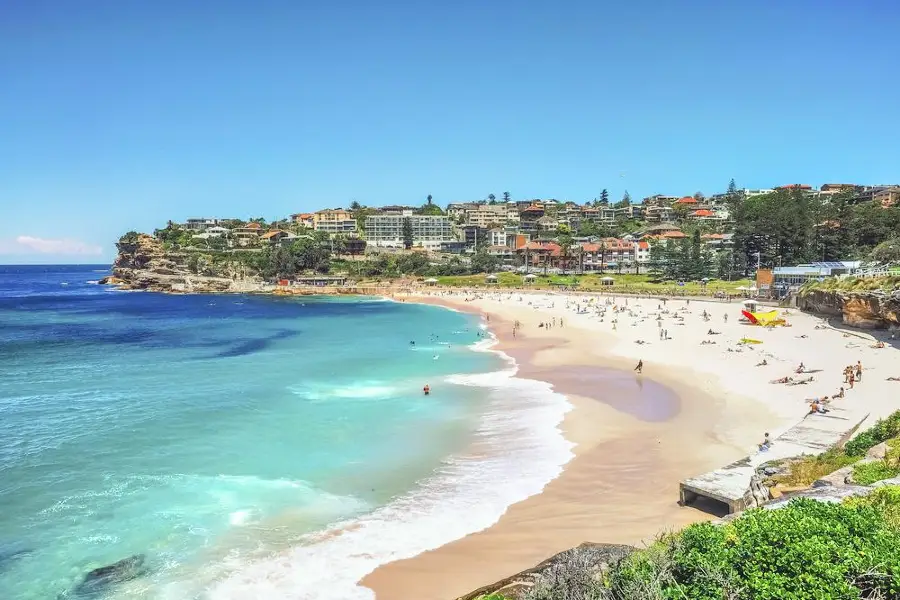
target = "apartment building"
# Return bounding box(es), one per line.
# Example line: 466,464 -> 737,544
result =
313,209 -> 357,235
364,213 -> 454,250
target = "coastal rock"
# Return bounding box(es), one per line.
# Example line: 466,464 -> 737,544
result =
811,464 -> 855,488
799,289 -> 900,329
72,554 -> 146,597
456,542 -> 635,600
866,442 -> 889,460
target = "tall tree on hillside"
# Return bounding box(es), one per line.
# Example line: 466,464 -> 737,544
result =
349,200 -> 361,211
488,193 -> 497,204
426,194 -> 433,205
613,190 -> 631,209
503,191 -> 511,203
727,179 -> 738,195
600,189 -> 610,205
693,191 -> 705,203
402,217 -> 414,249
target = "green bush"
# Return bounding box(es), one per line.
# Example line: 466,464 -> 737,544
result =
606,498 -> 900,600
852,461 -> 900,485
845,486 -> 900,529
844,411 -> 900,456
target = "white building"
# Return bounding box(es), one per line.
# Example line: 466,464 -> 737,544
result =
364,212 -> 454,250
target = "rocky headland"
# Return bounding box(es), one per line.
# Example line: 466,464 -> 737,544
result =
798,286 -> 900,329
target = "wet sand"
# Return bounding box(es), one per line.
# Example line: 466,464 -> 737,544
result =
363,296 -> 773,600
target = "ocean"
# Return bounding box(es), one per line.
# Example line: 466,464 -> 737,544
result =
0,265 -> 572,600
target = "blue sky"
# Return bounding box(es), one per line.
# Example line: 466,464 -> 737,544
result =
1,0 -> 898,263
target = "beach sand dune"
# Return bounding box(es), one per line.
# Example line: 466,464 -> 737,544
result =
364,290 -> 900,600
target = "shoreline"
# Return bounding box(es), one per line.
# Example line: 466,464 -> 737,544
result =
363,290 -> 900,600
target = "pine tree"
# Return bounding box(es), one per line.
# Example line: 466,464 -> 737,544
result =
600,189 -> 609,205
402,217 -> 414,249
503,191 -> 511,203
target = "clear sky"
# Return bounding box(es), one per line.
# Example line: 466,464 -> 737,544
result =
1,0 -> 898,263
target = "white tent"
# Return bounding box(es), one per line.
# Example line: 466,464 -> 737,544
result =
523,273 -> 537,284
600,276 -> 615,286
424,278 -> 438,285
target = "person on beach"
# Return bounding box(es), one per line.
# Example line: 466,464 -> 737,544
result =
856,360 -> 863,382
796,362 -> 805,374
634,359 -> 643,374
848,371 -> 855,389
838,386 -> 845,398
724,313 -> 728,323
756,359 -> 768,366
759,433 -> 772,451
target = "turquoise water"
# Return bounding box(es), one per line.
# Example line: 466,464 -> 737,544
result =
0,266 -> 573,600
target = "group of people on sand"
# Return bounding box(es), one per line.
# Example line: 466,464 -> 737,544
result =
843,361 -> 862,388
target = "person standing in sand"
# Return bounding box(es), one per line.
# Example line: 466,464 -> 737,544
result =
856,360 -> 863,382
634,359 -> 643,374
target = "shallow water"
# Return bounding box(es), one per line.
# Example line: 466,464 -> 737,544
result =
1,266 -> 533,599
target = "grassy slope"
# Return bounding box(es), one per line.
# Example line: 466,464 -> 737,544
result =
432,272 -> 753,295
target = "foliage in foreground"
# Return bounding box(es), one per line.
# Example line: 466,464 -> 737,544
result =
845,411 -> 900,457
524,498 -> 900,600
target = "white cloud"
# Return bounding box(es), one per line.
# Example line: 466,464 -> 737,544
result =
0,236 -> 104,256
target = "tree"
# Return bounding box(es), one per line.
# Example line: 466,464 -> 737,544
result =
349,200 -> 361,211
488,193 -> 496,204
693,191 -> 705,203
727,179 -> 738,195
557,232 -> 574,274
426,194 -> 433,205
470,250 -> 500,274
600,189 -> 609,205
503,191 -> 511,203
401,217 -> 414,249
870,237 -> 900,264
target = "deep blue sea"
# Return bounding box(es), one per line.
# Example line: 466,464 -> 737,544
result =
0,266 -> 571,600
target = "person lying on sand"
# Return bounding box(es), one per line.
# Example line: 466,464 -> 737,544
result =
756,359 -> 768,366
872,341 -> 886,349
770,376 -> 793,384
888,377 -> 900,382
701,340 -> 717,345
707,329 -> 721,335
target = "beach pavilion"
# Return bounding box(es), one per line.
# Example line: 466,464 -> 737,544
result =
600,276 -> 615,286
423,277 -> 438,286
485,274 -> 499,284
523,273 -> 538,285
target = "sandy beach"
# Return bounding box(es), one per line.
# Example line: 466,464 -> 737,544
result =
363,289 -> 900,600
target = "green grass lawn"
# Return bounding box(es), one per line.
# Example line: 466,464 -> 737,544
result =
430,272 -> 752,295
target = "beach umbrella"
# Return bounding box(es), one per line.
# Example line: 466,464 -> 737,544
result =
736,286 -> 749,291
524,273 -> 537,280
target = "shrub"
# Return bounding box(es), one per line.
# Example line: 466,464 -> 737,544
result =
844,486 -> 900,529
852,461 -> 900,485
844,411 -> 900,456
605,498 -> 900,600
770,448 -> 858,487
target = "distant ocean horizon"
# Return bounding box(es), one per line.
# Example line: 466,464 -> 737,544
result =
0,265 -> 572,600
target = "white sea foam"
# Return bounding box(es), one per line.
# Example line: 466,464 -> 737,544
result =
289,381 -> 399,402
201,340 -> 574,600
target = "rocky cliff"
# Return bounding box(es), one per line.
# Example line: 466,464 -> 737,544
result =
104,234 -> 265,293
798,288 -> 900,329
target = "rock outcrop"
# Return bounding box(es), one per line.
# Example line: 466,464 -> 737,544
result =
456,543 -> 635,600
799,288 -> 900,329
71,554 -> 147,598
109,234 -> 267,293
